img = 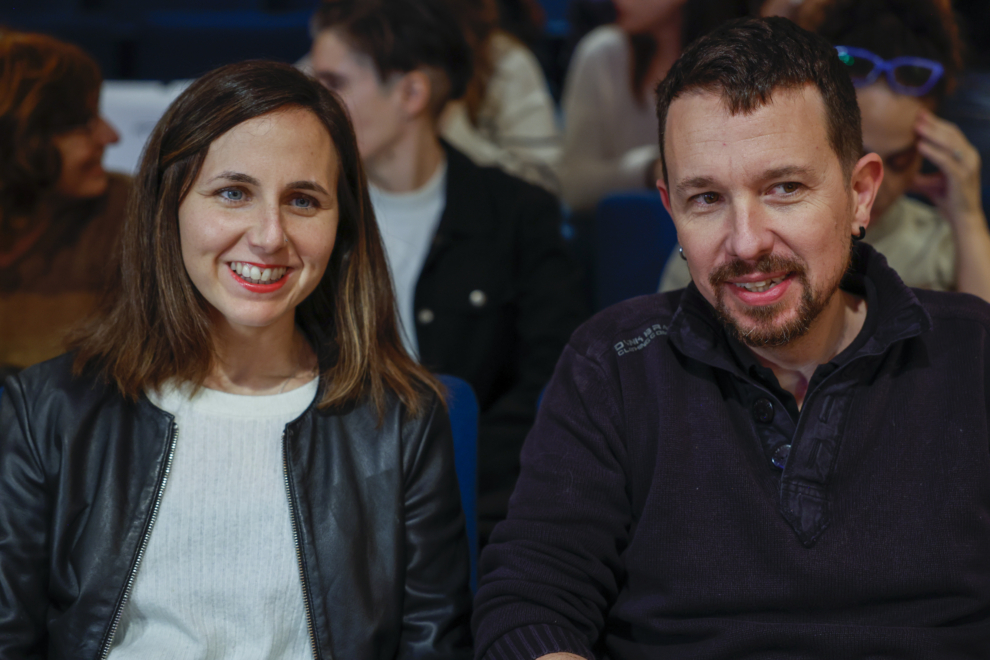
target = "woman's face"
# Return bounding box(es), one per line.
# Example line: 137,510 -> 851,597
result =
51,109 -> 119,199
178,107 -> 340,336
613,0 -> 688,35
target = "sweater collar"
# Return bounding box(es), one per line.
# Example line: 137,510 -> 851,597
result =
667,242 -> 933,375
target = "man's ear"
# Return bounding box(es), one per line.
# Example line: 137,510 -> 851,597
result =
397,69 -> 432,118
657,177 -> 673,217
849,152 -> 884,232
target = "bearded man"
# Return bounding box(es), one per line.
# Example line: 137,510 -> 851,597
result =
472,17 -> 990,660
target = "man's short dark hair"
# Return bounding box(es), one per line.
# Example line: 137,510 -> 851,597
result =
655,17 -> 862,184
311,0 -> 472,115
804,0 -> 962,104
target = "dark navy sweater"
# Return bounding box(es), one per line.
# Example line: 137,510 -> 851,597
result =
473,244 -> 990,659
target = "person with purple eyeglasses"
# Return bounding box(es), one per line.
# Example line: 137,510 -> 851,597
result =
804,0 -> 990,301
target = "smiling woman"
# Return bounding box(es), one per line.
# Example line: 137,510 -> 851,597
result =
0,30 -> 126,376
0,61 -> 471,658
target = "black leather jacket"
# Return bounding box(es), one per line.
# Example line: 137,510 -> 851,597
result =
0,354 -> 472,659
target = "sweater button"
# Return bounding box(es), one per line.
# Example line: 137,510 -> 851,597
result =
417,308 -> 435,325
771,444 -> 791,469
469,289 -> 487,308
752,398 -> 774,423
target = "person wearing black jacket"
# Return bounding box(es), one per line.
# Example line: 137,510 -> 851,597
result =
309,0 -> 586,540
0,61 -> 471,658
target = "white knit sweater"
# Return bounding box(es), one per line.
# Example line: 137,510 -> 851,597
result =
107,379 -> 319,660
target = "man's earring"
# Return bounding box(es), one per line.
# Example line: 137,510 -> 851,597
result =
678,246 -> 687,261
852,227 -> 866,241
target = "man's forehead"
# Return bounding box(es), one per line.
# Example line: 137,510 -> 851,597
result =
665,85 -> 833,185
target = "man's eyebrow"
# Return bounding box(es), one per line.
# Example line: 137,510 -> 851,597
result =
760,165 -> 816,181
675,176 -> 718,197
287,181 -> 331,196
316,71 -> 345,87
209,171 -> 260,186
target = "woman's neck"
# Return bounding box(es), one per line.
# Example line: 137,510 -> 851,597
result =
204,316 -> 318,396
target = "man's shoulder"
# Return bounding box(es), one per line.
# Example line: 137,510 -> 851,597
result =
569,290 -> 685,364
914,287 -> 990,332
444,143 -> 557,209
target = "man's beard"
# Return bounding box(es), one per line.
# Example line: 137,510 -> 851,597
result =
709,252 -> 849,348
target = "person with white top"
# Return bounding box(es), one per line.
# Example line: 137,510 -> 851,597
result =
557,0 -> 687,212
309,0 -> 587,542
0,60 -> 471,659
438,0 -> 562,194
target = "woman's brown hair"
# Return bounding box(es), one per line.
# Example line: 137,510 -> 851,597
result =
0,29 -> 102,226
70,60 -> 443,417
440,0 -> 501,125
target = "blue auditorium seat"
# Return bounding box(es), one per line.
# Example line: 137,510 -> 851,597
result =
437,374 -> 479,592
131,10 -> 310,81
594,190 -> 679,311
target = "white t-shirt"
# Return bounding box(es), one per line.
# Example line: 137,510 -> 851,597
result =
370,161 -> 448,357
108,378 -> 319,660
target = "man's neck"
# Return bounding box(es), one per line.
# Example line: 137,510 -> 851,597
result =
366,122 -> 445,194
748,290 -> 868,409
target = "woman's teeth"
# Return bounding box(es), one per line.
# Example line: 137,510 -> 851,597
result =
229,262 -> 287,284
734,275 -> 786,293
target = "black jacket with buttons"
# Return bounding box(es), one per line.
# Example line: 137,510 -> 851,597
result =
414,144 -> 586,535
0,354 -> 472,659
475,243 -> 990,659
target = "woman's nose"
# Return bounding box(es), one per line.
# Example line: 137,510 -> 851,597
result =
94,117 -> 120,146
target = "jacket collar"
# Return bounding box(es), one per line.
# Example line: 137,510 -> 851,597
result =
667,242 -> 933,375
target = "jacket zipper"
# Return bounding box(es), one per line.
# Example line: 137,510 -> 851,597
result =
98,422 -> 179,660
282,429 -> 320,660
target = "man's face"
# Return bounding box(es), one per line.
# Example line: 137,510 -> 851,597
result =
310,30 -> 405,170
857,83 -> 929,222
659,86 -> 864,348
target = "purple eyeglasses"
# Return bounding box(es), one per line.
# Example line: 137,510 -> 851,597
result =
835,46 -> 944,96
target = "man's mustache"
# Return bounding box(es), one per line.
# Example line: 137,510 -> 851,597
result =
709,254 -> 805,288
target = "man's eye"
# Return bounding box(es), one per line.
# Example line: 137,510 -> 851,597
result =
219,188 -> 244,201
700,192 -> 720,204
774,182 -> 801,194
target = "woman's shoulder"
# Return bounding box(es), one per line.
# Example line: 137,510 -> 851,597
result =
5,352 -> 124,419
572,24 -> 629,65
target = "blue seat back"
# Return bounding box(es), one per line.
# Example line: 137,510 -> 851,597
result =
436,374 -> 479,592
594,191 -> 679,311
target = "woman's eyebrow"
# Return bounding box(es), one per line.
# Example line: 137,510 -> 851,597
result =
286,181 -> 331,195
209,171 -> 260,186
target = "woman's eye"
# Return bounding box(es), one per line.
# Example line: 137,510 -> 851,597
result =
219,188 -> 245,202
290,196 -> 316,209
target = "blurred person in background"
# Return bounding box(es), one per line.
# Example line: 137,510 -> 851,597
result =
0,29 -> 126,380
941,0 -> 990,189
308,0 -> 586,543
557,0 -> 752,212
439,0 -> 562,194
660,0 -> 990,301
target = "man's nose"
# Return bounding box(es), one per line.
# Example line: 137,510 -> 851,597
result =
726,198 -> 774,262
